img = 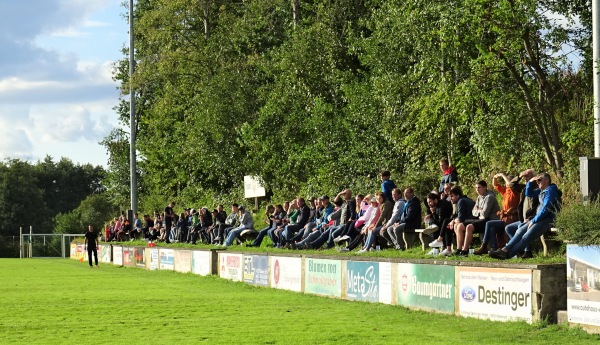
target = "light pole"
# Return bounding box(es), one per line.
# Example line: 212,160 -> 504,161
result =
129,0 -> 138,214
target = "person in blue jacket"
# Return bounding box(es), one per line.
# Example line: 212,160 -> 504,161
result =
490,173 -> 561,259
380,170 -> 396,203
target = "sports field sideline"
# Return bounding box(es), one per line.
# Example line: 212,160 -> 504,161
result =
0,259 -> 598,344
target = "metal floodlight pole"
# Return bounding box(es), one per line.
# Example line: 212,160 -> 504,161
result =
29,226 -> 32,258
19,227 -> 22,259
129,0 -> 138,214
594,0 -> 600,157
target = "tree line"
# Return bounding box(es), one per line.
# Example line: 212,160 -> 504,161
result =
103,0 -> 592,210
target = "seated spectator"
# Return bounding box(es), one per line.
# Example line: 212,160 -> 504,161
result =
339,196 -> 380,252
439,186 -> 475,256
207,208 -> 227,244
278,197 -> 310,248
223,206 -> 254,246
117,216 -> 130,242
292,196 -> 334,249
303,189 -> 357,250
247,205 -> 276,247
129,213 -> 143,241
334,194 -> 367,243
142,214 -> 153,240
216,204 -> 239,244
385,187 -> 422,251
358,192 -> 393,253
176,212 -> 188,243
422,193 -> 452,255
379,188 -> 405,249
454,180 -> 500,256
474,173 -> 521,255
502,169 -> 539,258
270,200 -> 295,246
490,173 -> 561,259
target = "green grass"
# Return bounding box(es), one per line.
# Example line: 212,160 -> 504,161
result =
0,259 -> 598,344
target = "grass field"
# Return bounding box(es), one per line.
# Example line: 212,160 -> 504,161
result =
0,259 -> 598,345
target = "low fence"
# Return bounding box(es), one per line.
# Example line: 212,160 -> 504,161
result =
69,243 -> 566,324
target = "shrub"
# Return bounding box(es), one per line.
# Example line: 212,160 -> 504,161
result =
555,199 -> 600,245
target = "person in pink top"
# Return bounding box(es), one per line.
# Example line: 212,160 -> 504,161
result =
339,196 -> 380,252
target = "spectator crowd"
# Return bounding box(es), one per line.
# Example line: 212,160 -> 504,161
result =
101,159 -> 562,260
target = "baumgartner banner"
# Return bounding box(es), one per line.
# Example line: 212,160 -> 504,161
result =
304,258 -> 342,297
397,263 -> 455,313
458,267 -> 532,323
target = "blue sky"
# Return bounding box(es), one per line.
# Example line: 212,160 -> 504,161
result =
567,245 -> 600,269
0,0 -> 128,167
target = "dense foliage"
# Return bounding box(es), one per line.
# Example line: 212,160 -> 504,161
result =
105,0 -> 594,209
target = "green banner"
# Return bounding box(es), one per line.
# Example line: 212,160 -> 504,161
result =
304,258 -> 342,297
397,263 -> 455,313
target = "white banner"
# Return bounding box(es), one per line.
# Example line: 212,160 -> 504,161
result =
270,256 -> 302,292
219,253 -> 243,281
113,246 -> 123,266
192,251 -> 212,276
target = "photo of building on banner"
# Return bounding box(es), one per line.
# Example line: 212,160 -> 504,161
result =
567,245 -> 600,327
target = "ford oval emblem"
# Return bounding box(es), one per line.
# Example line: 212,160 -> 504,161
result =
461,287 -> 476,302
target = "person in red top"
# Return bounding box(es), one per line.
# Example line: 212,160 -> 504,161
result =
474,173 -> 522,255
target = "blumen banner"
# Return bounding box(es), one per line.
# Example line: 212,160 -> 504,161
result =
304,258 -> 342,297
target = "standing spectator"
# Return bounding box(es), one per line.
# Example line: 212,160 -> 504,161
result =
438,158 -> 459,193
84,225 -> 99,268
130,213 -> 143,241
163,201 -> 176,244
380,171 -> 397,203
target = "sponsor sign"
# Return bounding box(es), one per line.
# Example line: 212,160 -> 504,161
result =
244,175 -> 266,198
123,247 -> 133,266
458,267 -> 532,323
159,249 -> 175,270
175,250 -> 192,273
346,261 -> 379,303
113,246 -> 123,266
134,247 -> 145,267
243,255 -> 269,286
219,253 -> 243,281
304,258 -> 342,297
398,263 -> 455,313
566,244 -> 600,326
191,251 -> 212,276
99,245 -> 112,263
76,244 -> 85,261
70,243 -> 76,259
270,256 -> 302,292
148,248 -> 159,271
379,262 -> 393,305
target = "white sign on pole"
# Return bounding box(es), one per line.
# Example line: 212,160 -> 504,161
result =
244,175 -> 266,198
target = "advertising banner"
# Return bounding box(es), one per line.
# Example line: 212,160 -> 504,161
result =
113,246 -> 123,266
458,267 -> 532,323
148,248 -> 159,271
304,258 -> 342,297
159,249 -> 175,270
567,244 -> 600,326
99,245 -> 112,263
398,263 -> 455,313
346,261 -> 380,303
123,247 -> 133,266
134,247 -> 145,267
379,262 -> 393,305
70,243 -> 76,259
243,255 -> 269,286
219,253 -> 243,281
175,250 -> 192,273
270,256 -> 302,292
76,244 -> 85,261
191,250 -> 212,276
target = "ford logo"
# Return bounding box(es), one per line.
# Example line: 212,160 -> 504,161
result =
461,287 -> 476,302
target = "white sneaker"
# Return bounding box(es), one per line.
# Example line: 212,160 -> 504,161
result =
440,248 -> 452,256
429,239 -> 443,248
426,249 -> 436,255
333,236 -> 342,243
423,225 -> 439,235
357,249 -> 367,254
339,235 -> 350,242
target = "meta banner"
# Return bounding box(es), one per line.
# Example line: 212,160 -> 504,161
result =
346,261 -> 380,303
243,255 -> 269,286
304,258 -> 342,297
458,267 -> 532,323
397,263 -> 455,313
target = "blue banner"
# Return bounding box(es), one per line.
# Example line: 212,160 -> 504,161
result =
346,261 -> 379,303
243,255 -> 269,286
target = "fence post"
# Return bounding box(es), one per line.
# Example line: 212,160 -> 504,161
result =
19,227 -> 22,259
29,226 -> 33,258
61,234 -> 65,259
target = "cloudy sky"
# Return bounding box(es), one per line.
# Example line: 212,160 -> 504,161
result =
0,0 -> 127,167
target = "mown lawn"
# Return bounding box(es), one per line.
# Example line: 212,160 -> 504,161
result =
0,259 -> 596,344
